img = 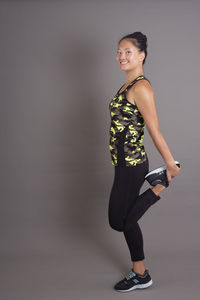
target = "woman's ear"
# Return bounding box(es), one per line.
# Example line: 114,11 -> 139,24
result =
139,51 -> 145,63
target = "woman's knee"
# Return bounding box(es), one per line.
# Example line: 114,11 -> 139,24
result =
108,216 -> 124,232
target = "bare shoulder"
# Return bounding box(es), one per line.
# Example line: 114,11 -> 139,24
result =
126,79 -> 153,104
132,79 -> 153,94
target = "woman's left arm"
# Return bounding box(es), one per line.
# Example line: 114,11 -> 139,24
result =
132,83 -> 181,183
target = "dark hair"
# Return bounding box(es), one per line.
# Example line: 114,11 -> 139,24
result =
118,32 -> 148,65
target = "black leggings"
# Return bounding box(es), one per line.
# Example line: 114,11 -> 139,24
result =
108,157 -> 161,262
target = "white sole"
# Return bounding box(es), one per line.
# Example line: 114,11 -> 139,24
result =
145,160 -> 180,178
115,279 -> 153,292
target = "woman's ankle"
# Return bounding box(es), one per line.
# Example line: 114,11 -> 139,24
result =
132,260 -> 146,275
152,184 -> 165,196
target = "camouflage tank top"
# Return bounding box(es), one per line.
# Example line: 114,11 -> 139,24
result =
109,75 -> 150,167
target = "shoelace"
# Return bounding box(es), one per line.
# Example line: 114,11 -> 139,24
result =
125,269 -> 136,280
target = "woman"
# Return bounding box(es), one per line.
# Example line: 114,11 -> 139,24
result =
108,32 -> 181,292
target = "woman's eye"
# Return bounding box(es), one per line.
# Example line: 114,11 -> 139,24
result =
116,51 -> 131,55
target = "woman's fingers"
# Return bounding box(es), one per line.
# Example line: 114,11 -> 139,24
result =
166,169 -> 172,184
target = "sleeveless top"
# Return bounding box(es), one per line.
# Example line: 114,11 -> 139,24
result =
109,75 -> 150,167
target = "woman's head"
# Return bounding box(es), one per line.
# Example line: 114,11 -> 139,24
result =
116,32 -> 148,70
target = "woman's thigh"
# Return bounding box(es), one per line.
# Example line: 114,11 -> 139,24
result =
108,158 -> 149,230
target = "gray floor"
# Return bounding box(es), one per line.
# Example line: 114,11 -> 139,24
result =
1,187 -> 199,300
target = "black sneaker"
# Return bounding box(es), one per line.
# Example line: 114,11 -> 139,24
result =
145,161 -> 181,188
114,268 -> 153,292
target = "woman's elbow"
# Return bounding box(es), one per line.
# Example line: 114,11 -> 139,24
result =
146,124 -> 161,137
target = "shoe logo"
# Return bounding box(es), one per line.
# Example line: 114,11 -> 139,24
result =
155,179 -> 163,183
132,279 -> 139,283
126,270 -> 136,280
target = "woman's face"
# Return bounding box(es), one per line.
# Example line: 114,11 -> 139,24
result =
116,39 -> 144,70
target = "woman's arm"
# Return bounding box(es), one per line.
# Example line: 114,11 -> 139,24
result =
129,82 -> 180,182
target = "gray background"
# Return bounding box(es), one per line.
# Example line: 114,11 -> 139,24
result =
0,0 -> 199,299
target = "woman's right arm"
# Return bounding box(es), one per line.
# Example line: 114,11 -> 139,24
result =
133,83 -> 181,183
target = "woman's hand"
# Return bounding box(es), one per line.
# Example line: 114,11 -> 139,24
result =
166,162 -> 181,184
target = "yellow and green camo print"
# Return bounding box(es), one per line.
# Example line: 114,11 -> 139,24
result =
109,75 -> 150,167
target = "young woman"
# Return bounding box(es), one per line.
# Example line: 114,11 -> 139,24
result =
108,32 -> 181,292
